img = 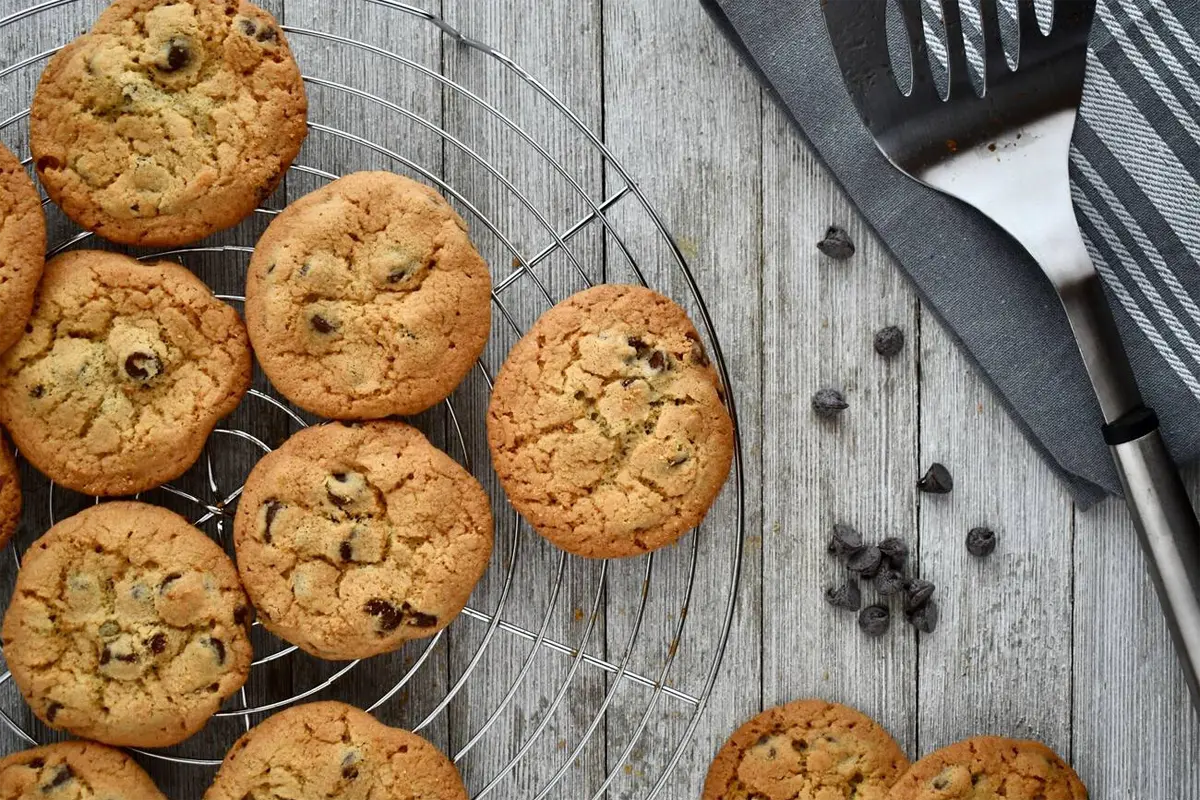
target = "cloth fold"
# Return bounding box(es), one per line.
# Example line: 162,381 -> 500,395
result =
703,0 -> 1200,505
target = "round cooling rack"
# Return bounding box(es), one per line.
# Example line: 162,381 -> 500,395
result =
0,2 -> 746,798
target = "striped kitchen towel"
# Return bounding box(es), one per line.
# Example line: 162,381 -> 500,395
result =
703,0 -> 1200,505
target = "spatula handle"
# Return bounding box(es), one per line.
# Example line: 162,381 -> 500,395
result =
1108,414 -> 1200,710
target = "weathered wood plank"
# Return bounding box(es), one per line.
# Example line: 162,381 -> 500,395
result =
600,0 -> 763,797
760,99 -> 919,758
1072,468 -> 1200,797
915,318 -> 1076,756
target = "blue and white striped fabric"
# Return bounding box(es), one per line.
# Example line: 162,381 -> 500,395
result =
703,0 -> 1200,505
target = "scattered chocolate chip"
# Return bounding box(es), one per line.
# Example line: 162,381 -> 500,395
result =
827,523 -> 863,557
310,314 -> 336,334
237,18 -> 257,36
98,620 -> 120,638
208,682 -> 220,692
966,526 -> 997,558
207,637 -> 226,664
342,765 -> 358,780
364,599 -> 402,632
875,569 -> 906,597
878,537 -> 909,570
160,37 -> 191,72
331,472 -> 349,482
909,599 -> 940,634
858,604 -> 890,637
99,648 -> 111,666
905,579 -> 936,613
825,581 -> 861,611
123,352 -> 161,381
159,572 -> 182,593
387,267 -> 410,284
648,351 -> 667,371
873,326 -> 906,358
628,337 -> 651,358
917,463 -> 954,494
817,225 -> 856,260
45,702 -> 61,723
44,765 -> 72,790
667,451 -> 689,467
36,156 -> 60,173
29,384 -> 44,399
812,388 -> 848,418
26,758 -> 44,770
401,603 -> 438,628
256,24 -> 278,43
932,776 -> 949,791
147,633 -> 167,654
233,606 -> 250,627
847,545 -> 883,578
262,500 -> 281,543
115,652 -> 137,664
339,540 -> 353,561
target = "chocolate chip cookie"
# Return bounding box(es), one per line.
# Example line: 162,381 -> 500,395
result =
0,433 -> 20,551
234,421 -> 493,660
0,741 -> 168,800
205,702 -> 467,800
886,737 -> 1087,800
0,250 -> 252,496
244,172 -> 492,419
487,284 -> 734,559
30,0 -> 308,246
1,501 -> 253,748
0,142 -> 46,355
703,699 -> 910,800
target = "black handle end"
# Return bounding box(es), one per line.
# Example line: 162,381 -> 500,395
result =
1103,405 -> 1160,446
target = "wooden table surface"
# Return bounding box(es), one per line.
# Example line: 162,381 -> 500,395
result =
3,1 -> 1200,798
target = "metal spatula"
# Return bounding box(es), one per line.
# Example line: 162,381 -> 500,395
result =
822,0 -> 1200,709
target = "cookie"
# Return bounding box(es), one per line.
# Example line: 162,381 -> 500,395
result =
0,433 -> 20,551
703,699 -> 910,800
0,741 -> 167,800
30,0 -> 308,246
205,701 -> 467,800
487,284 -> 734,559
234,421 -> 493,660
244,171 -> 492,419
1,501 -> 253,748
886,737 -> 1087,800
0,142 -> 47,355
0,250 -> 252,496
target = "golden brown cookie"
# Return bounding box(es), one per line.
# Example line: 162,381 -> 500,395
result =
0,250 -> 252,496
244,171 -> 492,419
487,284 -> 734,559
234,421 -> 493,660
886,737 -> 1087,800
1,502 -> 253,748
0,433 -> 20,551
0,142 -> 46,355
703,699 -> 910,800
205,702 -> 468,800
0,741 -> 167,800
30,0 -> 308,246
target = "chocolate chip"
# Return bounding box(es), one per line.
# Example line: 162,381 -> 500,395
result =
847,545 -> 883,577
99,648 -> 111,666
147,633 -> 167,654
29,385 -> 44,399
966,526 -> 997,558
667,451 -> 689,467
207,637 -> 226,664
159,572 -> 182,593
878,537 -> 909,570
208,682 -> 220,692
115,652 -> 137,663
364,599 -> 402,632
917,463 -> 954,494
233,606 -> 250,627
627,337 -> 651,358
873,325 -> 906,358
342,765 -> 358,780
387,267 -> 410,284
817,225 -> 855,260
45,702 -> 61,723
402,602 -> 438,628
905,579 -> 936,612
262,500 -> 281,543
237,18 -> 257,36
161,37 -> 191,72
123,352 -> 161,381
36,156 -> 60,173
909,599 -> 939,634
932,775 -> 949,790
824,580 -> 861,611
98,620 -> 120,638
858,604 -> 890,637
812,388 -> 848,418
26,758 -> 44,769
310,314 -> 336,334
648,351 -> 667,371
44,765 -> 72,790
875,569 -> 906,597
827,523 -> 862,558
256,24 -> 278,43
339,540 -> 353,561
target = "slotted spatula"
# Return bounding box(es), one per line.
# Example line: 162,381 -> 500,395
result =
822,0 -> 1200,709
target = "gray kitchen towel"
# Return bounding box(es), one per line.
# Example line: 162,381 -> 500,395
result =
701,0 -> 1200,506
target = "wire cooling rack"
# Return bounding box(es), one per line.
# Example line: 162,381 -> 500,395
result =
0,2 -> 745,798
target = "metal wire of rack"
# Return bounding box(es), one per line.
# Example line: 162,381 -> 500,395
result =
0,2 -> 746,798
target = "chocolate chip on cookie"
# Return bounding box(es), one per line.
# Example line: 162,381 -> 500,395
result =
0,142 -> 47,355
234,422 -> 493,660
1,502 -> 253,748
0,742 -> 167,800
0,433 -> 20,552
886,736 -> 1087,799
